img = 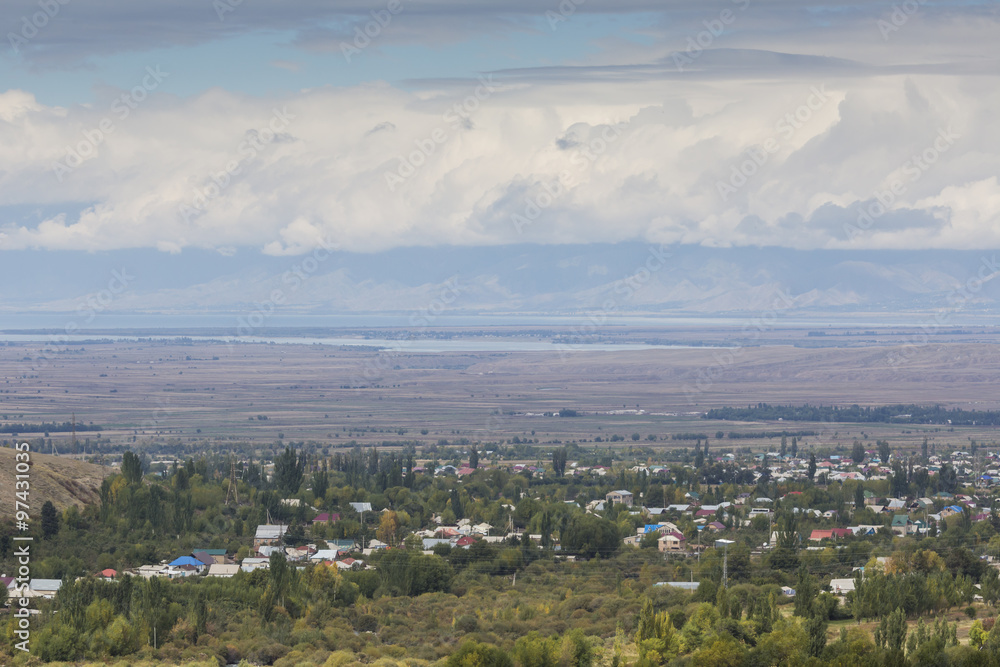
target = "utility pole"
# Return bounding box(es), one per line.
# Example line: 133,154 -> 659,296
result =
723,542 -> 729,590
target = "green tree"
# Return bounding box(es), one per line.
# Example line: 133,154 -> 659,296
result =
41,500 -> 59,539
470,446 -> 479,470
851,441 -> 865,465
448,641 -> 513,667
807,453 -> 816,482
877,440 -> 891,464
634,597 -> 678,665
562,514 -> 619,558
274,446 -> 304,496
121,450 -> 143,485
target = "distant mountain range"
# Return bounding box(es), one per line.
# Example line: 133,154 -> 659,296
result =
2,244 -> 999,327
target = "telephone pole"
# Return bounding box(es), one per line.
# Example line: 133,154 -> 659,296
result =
723,542 -> 728,590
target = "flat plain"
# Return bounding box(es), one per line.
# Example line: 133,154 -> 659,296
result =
1,326 -> 998,454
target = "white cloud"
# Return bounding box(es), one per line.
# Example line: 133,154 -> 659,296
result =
1,61 -> 999,254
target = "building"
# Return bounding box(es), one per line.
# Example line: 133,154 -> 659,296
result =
658,531 -> 687,552
606,490 -> 634,507
254,524 -> 288,548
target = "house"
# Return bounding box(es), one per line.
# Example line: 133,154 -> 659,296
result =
327,539 -> 357,552
99,569 -> 117,580
890,515 -> 913,536
336,558 -> 364,571
606,490 -> 634,507
193,549 -> 228,564
809,528 -> 852,542
207,564 -> 240,578
312,513 -> 340,525
309,549 -> 341,562
658,532 -> 687,552
169,556 -> 207,572
192,552 -> 215,568
14,579 -> 62,599
781,586 -> 796,597
706,521 -> 726,532
830,578 -> 856,595
240,557 -> 270,572
254,524 -> 288,548
349,502 -> 373,513
455,535 -> 477,548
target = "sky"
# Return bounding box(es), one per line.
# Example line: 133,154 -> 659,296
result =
1,0 -> 999,257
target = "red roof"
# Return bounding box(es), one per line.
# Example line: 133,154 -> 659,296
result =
313,513 -> 340,523
100,569 -> 117,578
455,536 -> 476,546
662,531 -> 686,541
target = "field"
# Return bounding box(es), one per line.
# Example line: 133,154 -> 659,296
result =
2,327 -> 999,454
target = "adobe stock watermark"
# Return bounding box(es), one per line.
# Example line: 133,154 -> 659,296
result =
7,0 -> 70,56
351,276 -> 464,386
717,85 -> 830,202
682,288 -> 796,404
384,75 -> 498,192
546,0 -> 585,31
671,0 -> 751,72
51,66 -> 169,182
214,0 -> 244,21
511,121 -> 626,235
230,236 -> 339,343
179,107 -> 294,223
886,255 -> 999,367
844,126 -> 959,242
876,0 -> 927,40
554,244 -> 672,359
340,0 -> 406,63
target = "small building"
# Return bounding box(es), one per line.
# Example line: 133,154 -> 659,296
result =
606,490 -> 634,507
313,513 -> 340,525
207,564 -> 240,578
658,531 -> 687,552
254,524 -> 288,548
193,549 -> 228,564
891,515 -> 913,537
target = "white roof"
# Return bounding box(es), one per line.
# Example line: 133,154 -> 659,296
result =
255,524 -> 287,540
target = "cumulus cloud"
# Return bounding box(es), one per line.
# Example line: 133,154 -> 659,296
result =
0,57 -> 998,254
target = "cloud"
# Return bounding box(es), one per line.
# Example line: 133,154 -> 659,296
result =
1,40 -> 999,254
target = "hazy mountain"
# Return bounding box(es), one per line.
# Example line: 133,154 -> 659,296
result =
2,244 -> 999,326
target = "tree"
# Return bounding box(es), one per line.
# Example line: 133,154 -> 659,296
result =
851,441 -> 866,465
804,613 -> 827,657
41,500 -> 59,539
807,453 -> 817,482
121,451 -> 143,485
448,641 -> 513,667
790,438 -> 798,458
562,514 -> 619,558
877,440 -> 891,464
794,566 -> 816,617
939,463 -> 958,493
553,448 -> 568,477
311,467 -> 329,501
854,484 -> 865,510
635,597 -> 678,665
274,446 -> 304,496
469,446 -> 479,470
376,510 -> 401,546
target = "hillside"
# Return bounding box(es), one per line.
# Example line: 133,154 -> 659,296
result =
0,447 -> 105,513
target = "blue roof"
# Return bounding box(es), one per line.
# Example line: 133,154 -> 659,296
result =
169,556 -> 203,567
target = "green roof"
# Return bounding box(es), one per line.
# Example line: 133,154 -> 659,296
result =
194,549 -> 227,555
891,515 -> 909,526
